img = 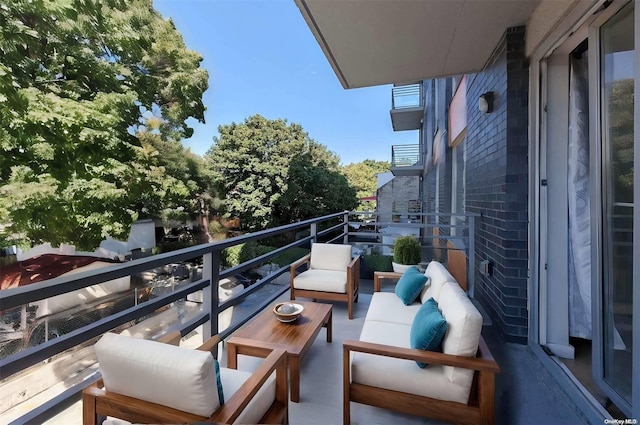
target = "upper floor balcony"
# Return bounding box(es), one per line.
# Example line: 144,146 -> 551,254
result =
390,84 -> 424,131
391,144 -> 422,176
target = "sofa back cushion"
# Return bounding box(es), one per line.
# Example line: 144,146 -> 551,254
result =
95,332 -> 221,417
310,243 -> 352,271
395,266 -> 428,305
422,261 -> 458,303
437,283 -> 483,383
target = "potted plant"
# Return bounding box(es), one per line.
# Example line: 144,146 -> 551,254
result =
392,235 -> 421,273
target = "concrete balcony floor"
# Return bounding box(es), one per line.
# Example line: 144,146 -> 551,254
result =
43,280 -> 587,425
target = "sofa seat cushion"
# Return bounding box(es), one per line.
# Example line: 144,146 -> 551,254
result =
366,292 -> 421,326
95,332 -> 220,417
352,321 -> 473,404
219,368 -> 276,425
293,269 -> 347,293
410,298 -> 447,368
394,266 -> 428,305
438,282 -> 483,383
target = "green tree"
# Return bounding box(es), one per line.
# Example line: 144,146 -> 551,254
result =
0,0 -> 210,249
275,153 -> 358,225
608,79 -> 634,203
206,115 -> 354,231
343,159 -> 390,211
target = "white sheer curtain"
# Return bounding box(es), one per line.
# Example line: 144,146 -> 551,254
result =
568,53 -> 592,339
568,52 -> 626,350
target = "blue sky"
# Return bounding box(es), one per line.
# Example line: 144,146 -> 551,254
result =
153,0 -> 418,166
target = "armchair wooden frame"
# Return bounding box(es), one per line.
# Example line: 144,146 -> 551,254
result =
290,253 -> 360,319
343,337 -> 499,425
82,332 -> 289,425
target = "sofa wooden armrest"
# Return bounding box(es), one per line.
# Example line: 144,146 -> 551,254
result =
373,271 -> 402,292
156,330 -> 182,346
343,338 -> 499,373
82,336 -> 288,425
343,336 -> 499,425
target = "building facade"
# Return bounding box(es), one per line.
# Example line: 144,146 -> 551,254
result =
295,0 -> 638,422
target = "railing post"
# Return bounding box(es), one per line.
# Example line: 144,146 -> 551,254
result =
343,211 -> 349,244
468,215 -> 476,298
202,250 -> 221,340
310,223 -> 317,244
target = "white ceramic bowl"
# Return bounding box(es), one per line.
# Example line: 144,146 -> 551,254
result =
273,302 -> 304,322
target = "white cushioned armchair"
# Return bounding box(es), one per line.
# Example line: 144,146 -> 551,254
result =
290,243 -> 360,319
82,332 -> 289,425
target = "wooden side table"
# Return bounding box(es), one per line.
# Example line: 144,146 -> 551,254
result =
373,271 -> 402,292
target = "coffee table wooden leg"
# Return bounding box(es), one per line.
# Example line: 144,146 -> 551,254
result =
290,356 -> 300,403
326,310 -> 332,343
227,343 -> 238,369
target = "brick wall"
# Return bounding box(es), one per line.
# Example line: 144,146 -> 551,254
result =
465,26 -> 529,344
377,176 -> 420,223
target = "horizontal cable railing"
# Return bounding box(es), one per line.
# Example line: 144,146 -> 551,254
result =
0,211 -> 349,425
391,84 -> 422,110
347,211 -> 480,296
391,144 -> 421,167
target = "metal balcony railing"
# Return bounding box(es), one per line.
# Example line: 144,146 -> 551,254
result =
1,209 -> 480,424
391,84 -> 422,110
347,211 -> 479,296
0,212 -> 349,425
391,144 -> 420,168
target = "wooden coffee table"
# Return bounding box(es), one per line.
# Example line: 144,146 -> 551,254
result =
226,301 -> 332,402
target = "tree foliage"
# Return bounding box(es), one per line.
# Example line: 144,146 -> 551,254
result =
0,0 -> 210,249
608,79 -> 634,203
343,159 -> 390,211
275,153 -> 357,224
206,115 -> 357,231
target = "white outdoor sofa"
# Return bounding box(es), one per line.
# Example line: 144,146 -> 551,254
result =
343,261 -> 500,425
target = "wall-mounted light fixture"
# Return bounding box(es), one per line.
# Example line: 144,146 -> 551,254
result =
479,91 -> 494,113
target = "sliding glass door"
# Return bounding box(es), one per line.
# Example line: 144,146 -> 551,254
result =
597,1 -> 634,413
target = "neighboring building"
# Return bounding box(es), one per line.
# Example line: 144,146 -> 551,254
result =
375,175 -> 420,224
375,171 -> 394,189
295,0 -> 638,422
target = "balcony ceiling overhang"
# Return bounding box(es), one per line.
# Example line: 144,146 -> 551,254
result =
295,0 -> 539,89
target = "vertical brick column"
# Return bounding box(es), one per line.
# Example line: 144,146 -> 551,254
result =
466,26 -> 529,343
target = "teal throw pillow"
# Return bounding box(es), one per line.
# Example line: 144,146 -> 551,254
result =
214,358 -> 225,405
394,266 -> 428,305
410,297 -> 447,368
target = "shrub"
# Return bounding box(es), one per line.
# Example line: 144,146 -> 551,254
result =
360,254 -> 393,279
363,254 -> 393,272
221,243 -> 309,268
271,247 -> 309,267
393,235 -> 421,265
208,220 -> 226,238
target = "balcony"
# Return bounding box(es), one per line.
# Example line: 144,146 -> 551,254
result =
391,144 -> 422,176
0,212 -> 585,425
390,84 -> 424,131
